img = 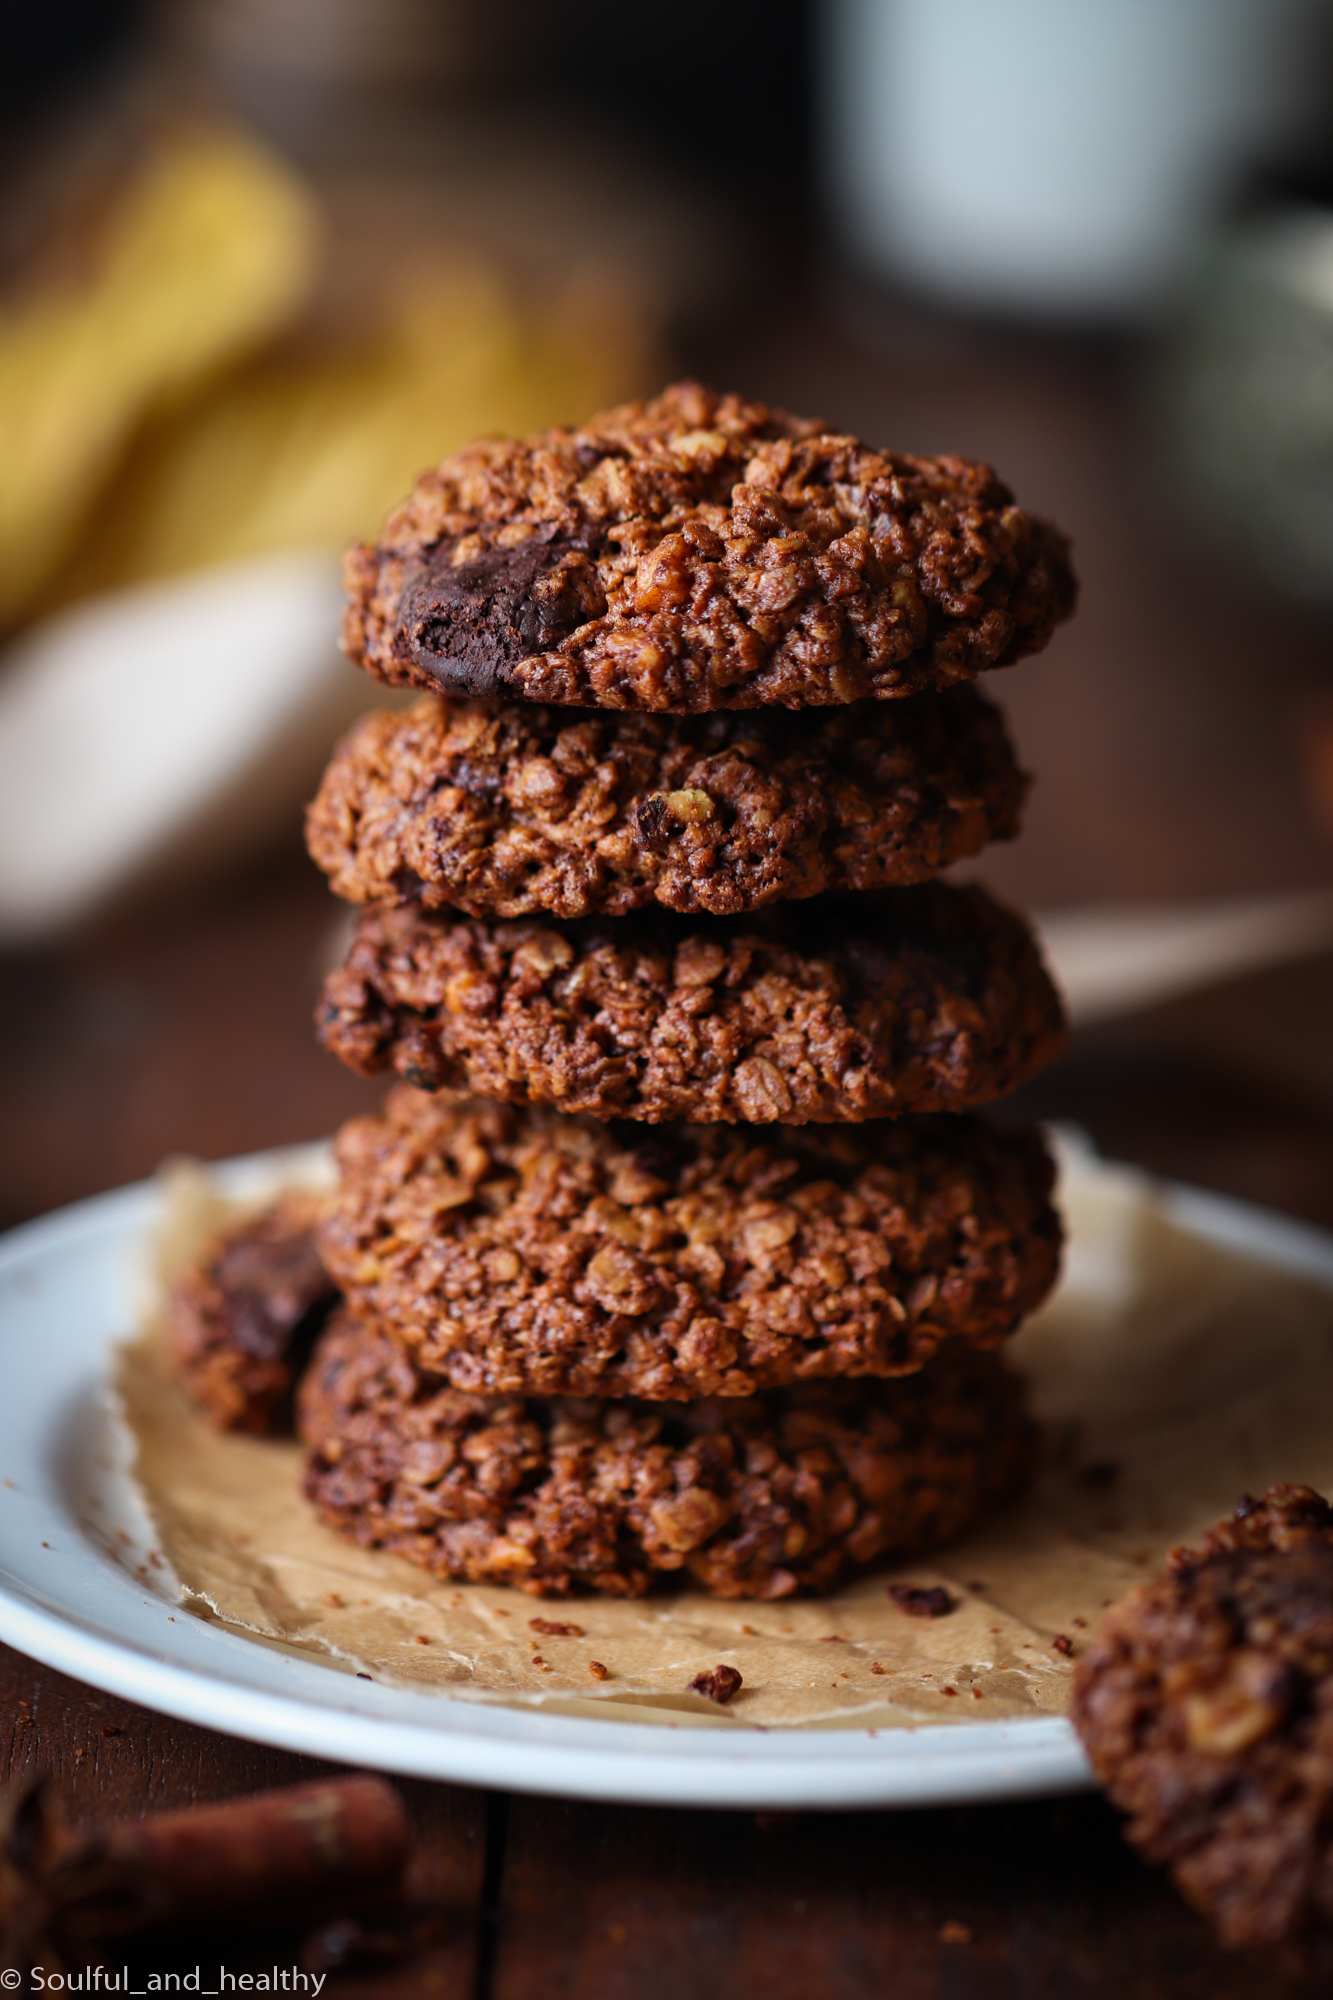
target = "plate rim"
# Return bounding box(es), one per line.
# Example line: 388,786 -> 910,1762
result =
0,1584 -> 1092,1809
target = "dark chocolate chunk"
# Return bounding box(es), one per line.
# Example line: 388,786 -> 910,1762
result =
394,534 -> 606,697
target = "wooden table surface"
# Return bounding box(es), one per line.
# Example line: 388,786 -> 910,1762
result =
3,302 -> 1333,1994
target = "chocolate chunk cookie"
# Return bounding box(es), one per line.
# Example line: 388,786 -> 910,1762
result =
1071,1486 -> 1333,1948
315,1088 -> 1061,1400
299,1312 -> 1036,1598
343,381 -> 1075,712
305,686 -> 1026,921
168,1192 -> 338,1432
317,884 -> 1066,1126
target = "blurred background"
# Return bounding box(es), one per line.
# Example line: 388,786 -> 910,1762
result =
6,0 -> 1333,1231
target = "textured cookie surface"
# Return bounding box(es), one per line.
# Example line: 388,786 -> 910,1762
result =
299,1312 -> 1035,1598
167,1192 -> 338,1433
305,686 -> 1026,921
315,1087 -> 1061,1400
317,883 -> 1066,1125
343,381 -> 1075,712
1071,1486 -> 1333,1948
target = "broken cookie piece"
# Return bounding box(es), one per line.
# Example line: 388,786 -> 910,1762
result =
1071,1485 -> 1333,1948
168,1192 -> 339,1432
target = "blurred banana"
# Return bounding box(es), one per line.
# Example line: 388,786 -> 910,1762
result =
48,259 -> 655,604
0,130 -> 319,625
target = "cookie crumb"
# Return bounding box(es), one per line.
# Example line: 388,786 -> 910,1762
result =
888,1584 -> 955,1618
588,1660 -> 608,1680
688,1665 -> 743,1705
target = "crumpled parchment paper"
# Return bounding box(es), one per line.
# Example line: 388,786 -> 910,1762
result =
114,1137 -> 1333,1731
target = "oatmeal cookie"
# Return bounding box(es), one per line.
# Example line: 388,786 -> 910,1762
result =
305,686 -> 1026,921
316,884 -> 1066,1125
315,1087 -> 1061,1400
1071,1486 -> 1333,1948
167,1192 -> 338,1432
299,1312 -> 1035,1598
342,381 -> 1075,712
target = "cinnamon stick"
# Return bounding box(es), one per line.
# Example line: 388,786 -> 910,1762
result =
1,1775 -> 410,1968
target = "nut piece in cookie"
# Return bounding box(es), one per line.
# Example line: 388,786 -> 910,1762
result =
304,686 -> 1027,921
315,1088 -> 1062,1400
1071,1485 -> 1333,1947
343,381 -> 1076,712
316,883 -> 1067,1126
297,1313 -> 1037,1598
168,1192 -> 339,1432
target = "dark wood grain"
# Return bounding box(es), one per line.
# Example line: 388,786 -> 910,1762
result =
488,1792 -> 1333,2000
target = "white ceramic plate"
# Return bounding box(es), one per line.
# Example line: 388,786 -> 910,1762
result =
3,1149 -> 1333,1810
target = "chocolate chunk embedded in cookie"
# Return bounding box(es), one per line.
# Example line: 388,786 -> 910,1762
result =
305,686 -> 1026,921
316,884 -> 1066,1126
315,1088 -> 1062,1400
1071,1486 -> 1333,1948
343,381 -> 1075,712
168,1192 -> 338,1432
298,1312 -> 1036,1598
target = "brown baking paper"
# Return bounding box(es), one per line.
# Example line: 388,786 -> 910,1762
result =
114,1138 -> 1333,1731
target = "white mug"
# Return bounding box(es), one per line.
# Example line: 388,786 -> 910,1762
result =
823,0 -> 1330,319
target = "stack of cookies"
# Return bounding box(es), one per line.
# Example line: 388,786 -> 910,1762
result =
173,383 -> 1077,1601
